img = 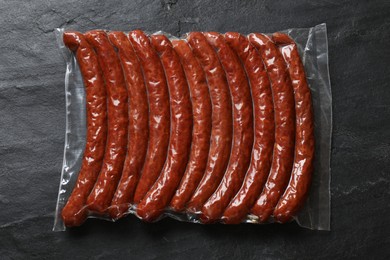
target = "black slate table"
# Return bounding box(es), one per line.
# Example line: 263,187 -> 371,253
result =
1,0 -> 389,259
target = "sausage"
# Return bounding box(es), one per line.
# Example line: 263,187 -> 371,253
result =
169,40 -> 212,212
200,32 -> 254,223
272,33 -> 315,223
128,30 -> 170,204
249,33 -> 296,223
61,32 -> 107,227
222,32 -> 275,224
107,32 -> 149,220
85,30 -> 128,214
186,32 -> 233,213
136,35 -> 193,221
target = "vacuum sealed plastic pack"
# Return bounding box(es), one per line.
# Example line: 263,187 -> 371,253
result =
53,23 -> 332,231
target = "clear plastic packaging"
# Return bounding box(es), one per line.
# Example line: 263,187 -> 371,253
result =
53,23 -> 331,231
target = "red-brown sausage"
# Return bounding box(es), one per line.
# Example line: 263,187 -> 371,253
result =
249,33 -> 295,222
128,30 -> 170,204
169,40 -> 212,212
200,32 -> 254,223
107,32 -> 149,220
85,30 -> 128,214
137,35 -> 193,221
222,32 -> 275,224
272,33 -> 315,223
186,32 -> 233,213
61,32 -> 107,227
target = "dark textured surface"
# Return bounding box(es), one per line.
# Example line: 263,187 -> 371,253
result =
1,0 -> 390,259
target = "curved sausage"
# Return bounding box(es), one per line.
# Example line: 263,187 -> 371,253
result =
249,33 -> 295,223
200,32 -> 254,223
128,30 -> 170,204
61,32 -> 107,227
222,32 -> 275,224
186,32 -> 233,213
272,33 -> 315,223
137,35 -> 193,221
85,30 -> 128,214
169,40 -> 212,212
107,32 -> 149,220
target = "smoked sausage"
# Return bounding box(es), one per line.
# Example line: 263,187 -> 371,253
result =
200,32 -> 254,223
169,40 -> 212,212
186,32 -> 233,213
128,30 -> 171,204
222,32 -> 275,224
137,35 -> 192,221
249,33 -> 295,223
108,32 -> 149,219
61,31 -> 107,226
272,33 -> 315,223
85,30 -> 128,214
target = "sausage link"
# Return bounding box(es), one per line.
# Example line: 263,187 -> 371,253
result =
61,32 -> 107,227
128,30 -> 170,204
107,32 -> 149,220
85,30 -> 128,214
186,32 -> 233,213
169,40 -> 212,212
222,32 -> 275,224
272,33 -> 315,223
200,32 -> 254,223
249,33 -> 295,222
137,35 -> 193,221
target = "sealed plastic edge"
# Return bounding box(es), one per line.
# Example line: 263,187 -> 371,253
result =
53,28 -> 69,231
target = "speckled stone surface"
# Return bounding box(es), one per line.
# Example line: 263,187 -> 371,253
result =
0,0 -> 389,259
